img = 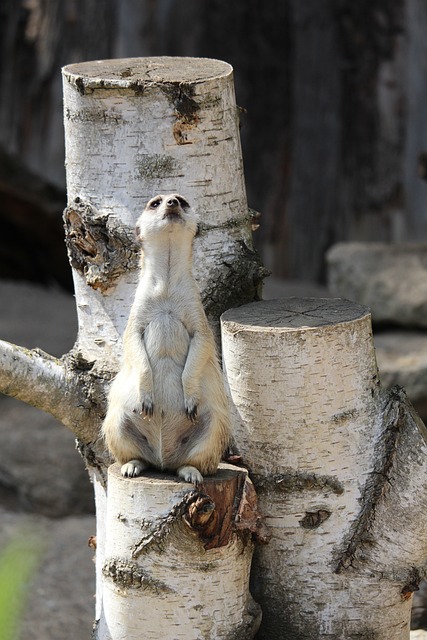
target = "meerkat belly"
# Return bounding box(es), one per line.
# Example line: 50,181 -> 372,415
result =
144,311 -> 189,361
144,311 -> 189,411
140,312 -> 205,470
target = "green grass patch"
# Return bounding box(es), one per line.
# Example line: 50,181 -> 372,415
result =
0,533 -> 43,640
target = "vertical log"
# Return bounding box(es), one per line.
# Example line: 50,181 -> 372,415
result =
222,298 -> 427,640
96,464 -> 261,640
62,57 -> 263,368
61,57 -> 265,633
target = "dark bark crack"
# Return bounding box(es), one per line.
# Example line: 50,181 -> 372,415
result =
335,387 -> 408,573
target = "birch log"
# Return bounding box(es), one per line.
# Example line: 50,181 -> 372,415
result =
96,464 -> 264,640
62,56 -> 264,367
221,297 -> 427,640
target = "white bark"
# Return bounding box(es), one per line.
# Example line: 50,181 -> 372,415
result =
221,297 -> 427,640
62,56 -> 263,366
0,339 -> 94,440
0,57 -> 265,639
96,464 -> 261,640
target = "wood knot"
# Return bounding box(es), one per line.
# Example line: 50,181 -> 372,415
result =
183,495 -> 218,549
183,470 -> 270,550
299,509 -> 331,530
63,198 -> 139,292
184,495 -> 217,529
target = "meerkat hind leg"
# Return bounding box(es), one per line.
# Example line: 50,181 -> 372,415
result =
177,465 -> 203,485
121,459 -> 148,478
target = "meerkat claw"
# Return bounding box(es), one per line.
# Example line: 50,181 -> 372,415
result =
185,399 -> 198,423
140,400 -> 154,417
121,460 -> 146,478
177,465 -> 203,485
186,407 -> 198,423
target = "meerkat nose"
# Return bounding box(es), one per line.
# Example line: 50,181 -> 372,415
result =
167,197 -> 179,207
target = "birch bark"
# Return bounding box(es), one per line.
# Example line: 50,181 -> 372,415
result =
221,297 -> 427,640
62,56 -> 264,366
96,464 -> 263,640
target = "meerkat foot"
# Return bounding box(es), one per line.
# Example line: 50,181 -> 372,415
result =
177,465 -> 203,485
121,459 -> 147,478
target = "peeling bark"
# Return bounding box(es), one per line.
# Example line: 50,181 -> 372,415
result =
63,197 -> 139,292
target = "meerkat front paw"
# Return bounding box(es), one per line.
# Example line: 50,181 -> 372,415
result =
184,396 -> 198,423
177,465 -> 203,485
121,459 -> 147,478
137,388 -> 154,417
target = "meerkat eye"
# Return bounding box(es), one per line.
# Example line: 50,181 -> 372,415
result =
149,198 -> 162,209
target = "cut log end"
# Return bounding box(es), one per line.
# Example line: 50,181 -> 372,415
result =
221,296 -> 370,331
221,297 -> 379,477
107,462 -> 265,550
62,57 -> 233,93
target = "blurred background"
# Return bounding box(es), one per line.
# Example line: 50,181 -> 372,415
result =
1,0 -> 427,286
1,1 -> 427,637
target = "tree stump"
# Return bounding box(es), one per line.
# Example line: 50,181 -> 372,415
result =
96,464 -> 262,640
221,298 -> 427,640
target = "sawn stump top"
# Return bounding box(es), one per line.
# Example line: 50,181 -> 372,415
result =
62,56 -> 233,90
221,297 -> 370,330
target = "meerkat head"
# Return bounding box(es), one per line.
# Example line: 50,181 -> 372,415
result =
135,194 -> 198,242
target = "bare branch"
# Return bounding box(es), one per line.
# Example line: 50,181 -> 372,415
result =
0,339 -> 98,442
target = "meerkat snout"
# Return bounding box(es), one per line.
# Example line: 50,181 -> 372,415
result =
146,193 -> 190,212
166,196 -> 180,207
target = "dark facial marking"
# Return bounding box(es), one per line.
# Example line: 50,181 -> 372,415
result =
148,196 -> 162,209
176,196 -> 190,210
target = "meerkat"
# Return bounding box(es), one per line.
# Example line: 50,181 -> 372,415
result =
102,194 -> 231,485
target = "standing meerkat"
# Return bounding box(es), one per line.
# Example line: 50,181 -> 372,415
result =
102,194 -> 231,484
